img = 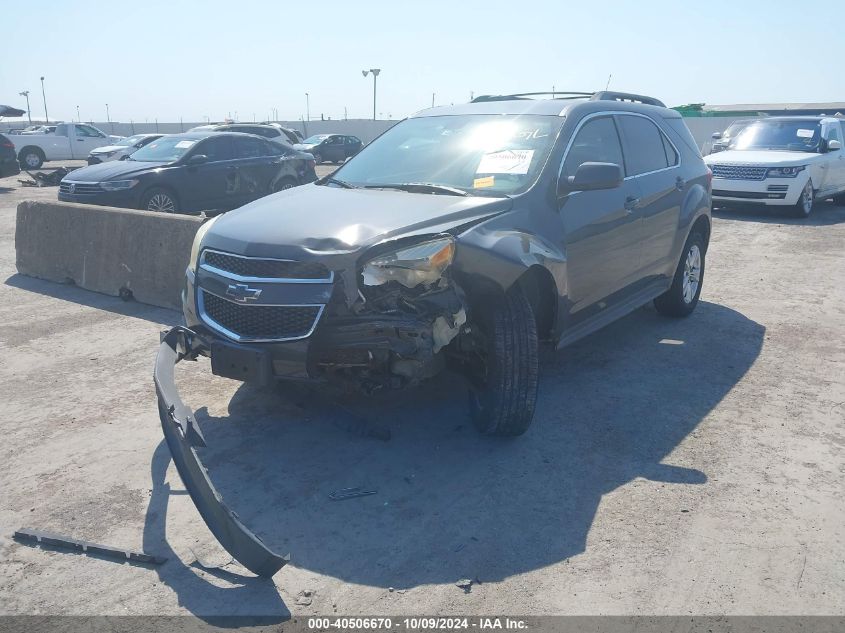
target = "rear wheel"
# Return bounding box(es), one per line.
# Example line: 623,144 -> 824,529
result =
312,152 -> 323,164
792,180 -> 814,218
272,177 -> 297,192
19,148 -> 44,170
654,231 -> 706,317
467,288 -> 539,436
141,187 -> 179,213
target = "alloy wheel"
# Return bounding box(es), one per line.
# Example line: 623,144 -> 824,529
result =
682,244 -> 701,304
147,193 -> 176,213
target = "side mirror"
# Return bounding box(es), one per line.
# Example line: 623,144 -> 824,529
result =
560,162 -> 623,194
188,154 -> 208,165
711,132 -> 723,139
827,139 -> 842,151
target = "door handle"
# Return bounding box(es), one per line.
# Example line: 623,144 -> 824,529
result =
624,196 -> 640,212
675,177 -> 686,190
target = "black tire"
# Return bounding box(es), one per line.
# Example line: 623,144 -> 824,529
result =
272,177 -> 298,192
654,230 -> 706,317
467,288 -> 539,436
312,152 -> 323,164
832,192 -> 845,206
792,180 -> 814,218
19,147 -> 44,170
141,187 -> 179,213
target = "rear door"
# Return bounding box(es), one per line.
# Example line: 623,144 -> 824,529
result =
616,113 -> 683,279
232,136 -> 278,203
181,136 -> 239,210
323,135 -> 344,162
822,121 -> 845,195
558,114 -> 644,316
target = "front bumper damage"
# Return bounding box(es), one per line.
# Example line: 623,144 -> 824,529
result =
153,326 -> 288,578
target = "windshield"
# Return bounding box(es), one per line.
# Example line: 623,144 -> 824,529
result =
302,135 -> 329,144
114,134 -> 145,147
723,122 -> 750,139
333,114 -> 563,196
129,136 -> 197,162
733,120 -> 822,152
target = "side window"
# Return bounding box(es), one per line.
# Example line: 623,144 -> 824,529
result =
617,115 -> 669,176
137,136 -> 157,148
561,116 -> 625,178
662,133 -> 679,166
75,124 -> 103,138
234,136 -> 265,159
825,123 -> 841,147
55,124 -> 69,137
197,136 -> 234,161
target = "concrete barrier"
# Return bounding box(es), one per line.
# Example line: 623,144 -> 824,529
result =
15,200 -> 203,311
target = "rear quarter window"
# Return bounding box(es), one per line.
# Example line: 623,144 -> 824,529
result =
617,115 -> 669,176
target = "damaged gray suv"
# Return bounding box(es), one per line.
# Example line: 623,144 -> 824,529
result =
155,91 -> 712,576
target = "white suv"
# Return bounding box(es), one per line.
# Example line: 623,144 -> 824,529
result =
704,116 -> 845,217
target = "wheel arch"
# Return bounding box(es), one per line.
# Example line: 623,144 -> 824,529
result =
18,145 -> 45,161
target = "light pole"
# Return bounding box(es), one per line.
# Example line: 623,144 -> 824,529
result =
305,93 -> 310,121
432,92 -> 435,108
19,91 -> 32,124
40,76 -> 48,123
361,68 -> 380,120
105,103 -> 112,133
76,105 -> 80,122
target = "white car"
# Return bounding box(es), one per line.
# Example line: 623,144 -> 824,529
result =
704,116 -> 845,217
87,133 -> 163,164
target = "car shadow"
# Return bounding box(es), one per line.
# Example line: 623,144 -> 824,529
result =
4,273 -> 181,326
713,200 -> 845,225
143,300 -> 764,611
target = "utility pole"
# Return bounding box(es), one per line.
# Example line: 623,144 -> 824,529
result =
19,91 -> 32,124
40,77 -> 48,123
305,93 -> 310,121
432,92 -> 435,108
362,69 -> 380,120
76,105 -> 80,122
344,107 -> 348,121
106,103 -> 112,133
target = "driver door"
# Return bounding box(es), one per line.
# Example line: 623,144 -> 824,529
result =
557,115 -> 644,319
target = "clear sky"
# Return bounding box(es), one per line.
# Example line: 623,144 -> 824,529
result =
2,0 -> 841,123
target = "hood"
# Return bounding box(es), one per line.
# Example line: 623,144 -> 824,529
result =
90,144 -> 125,155
62,159 -> 169,182
107,135 -> 124,143
293,143 -> 316,151
203,183 -> 512,260
704,149 -> 821,166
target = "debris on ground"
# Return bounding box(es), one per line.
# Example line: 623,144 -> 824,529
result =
455,578 -> 473,592
13,528 -> 166,565
329,487 -> 377,501
18,167 -> 77,187
295,589 -> 314,606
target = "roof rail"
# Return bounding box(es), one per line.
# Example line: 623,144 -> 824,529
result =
471,91 -> 593,103
471,91 -> 666,107
591,91 -> 665,107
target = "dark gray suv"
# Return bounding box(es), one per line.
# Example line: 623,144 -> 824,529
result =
155,91 -> 712,576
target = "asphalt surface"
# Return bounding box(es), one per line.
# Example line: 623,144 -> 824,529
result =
0,162 -> 843,616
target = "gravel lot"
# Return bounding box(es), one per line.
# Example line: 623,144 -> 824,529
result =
0,162 -> 843,617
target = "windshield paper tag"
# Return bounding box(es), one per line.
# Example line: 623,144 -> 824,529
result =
175,140 -> 196,148
477,149 -> 534,175
796,129 -> 814,138
473,176 -> 495,188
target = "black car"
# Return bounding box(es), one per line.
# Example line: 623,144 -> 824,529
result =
0,134 -> 21,178
294,134 -> 363,164
58,132 -> 317,213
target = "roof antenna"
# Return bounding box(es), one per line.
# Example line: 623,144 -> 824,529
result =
605,74 -> 612,90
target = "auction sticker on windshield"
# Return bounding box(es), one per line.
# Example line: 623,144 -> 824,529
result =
796,129 -> 814,138
175,140 -> 197,148
477,149 -> 534,174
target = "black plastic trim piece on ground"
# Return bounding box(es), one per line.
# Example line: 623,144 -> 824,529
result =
153,326 -> 288,578
13,528 -> 167,565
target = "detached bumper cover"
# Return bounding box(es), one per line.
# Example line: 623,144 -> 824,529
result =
153,326 -> 288,578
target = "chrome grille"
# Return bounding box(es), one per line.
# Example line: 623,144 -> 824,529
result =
710,164 -> 767,181
200,290 -> 322,342
202,249 -> 331,281
59,182 -> 102,194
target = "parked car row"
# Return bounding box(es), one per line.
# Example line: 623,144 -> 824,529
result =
87,134 -> 163,164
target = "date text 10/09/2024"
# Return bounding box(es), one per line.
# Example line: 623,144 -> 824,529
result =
307,617 -> 529,630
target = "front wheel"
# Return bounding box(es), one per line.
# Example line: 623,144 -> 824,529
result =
312,152 -> 323,164
792,180 -> 814,218
141,187 -> 179,213
467,288 -> 539,436
654,231 -> 706,317
272,177 -> 297,192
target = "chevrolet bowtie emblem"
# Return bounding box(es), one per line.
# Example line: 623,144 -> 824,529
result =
225,283 -> 262,303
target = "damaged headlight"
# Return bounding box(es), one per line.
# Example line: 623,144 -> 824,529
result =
362,236 -> 455,288
188,215 -> 220,273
